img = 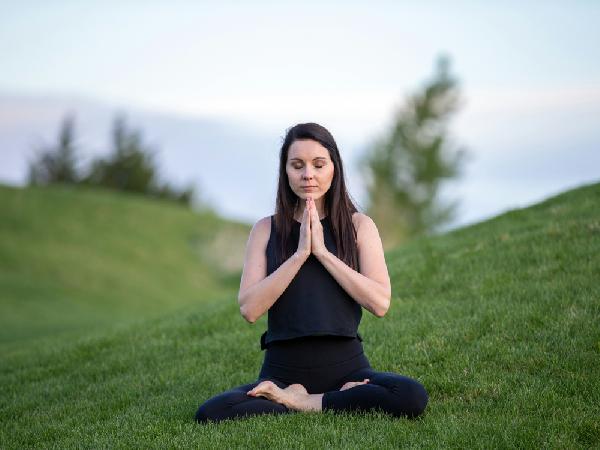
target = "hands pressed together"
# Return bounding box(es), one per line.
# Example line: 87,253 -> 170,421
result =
297,197 -> 328,259
245,197 -> 371,409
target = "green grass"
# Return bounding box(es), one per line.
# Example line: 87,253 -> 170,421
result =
0,183 -> 249,351
1,181 -> 599,448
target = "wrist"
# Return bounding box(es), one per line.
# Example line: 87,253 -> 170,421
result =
293,250 -> 310,263
313,247 -> 329,259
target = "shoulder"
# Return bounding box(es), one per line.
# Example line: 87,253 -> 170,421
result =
255,215 -> 272,228
248,215 -> 272,241
351,213 -> 380,244
351,212 -> 375,233
254,215 -> 272,232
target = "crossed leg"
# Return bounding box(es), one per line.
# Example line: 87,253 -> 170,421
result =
247,368 -> 428,418
322,367 -> 428,418
195,369 -> 427,423
194,378 -> 294,423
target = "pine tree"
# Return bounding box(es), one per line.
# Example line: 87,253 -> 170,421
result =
82,114 -> 196,206
360,54 -> 467,249
83,114 -> 158,194
27,113 -> 81,185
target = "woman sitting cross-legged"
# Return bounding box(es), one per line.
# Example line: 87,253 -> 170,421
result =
194,122 -> 428,423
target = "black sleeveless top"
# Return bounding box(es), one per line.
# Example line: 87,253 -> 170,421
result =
259,214 -> 363,350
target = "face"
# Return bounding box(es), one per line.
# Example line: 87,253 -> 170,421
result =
286,139 -> 335,201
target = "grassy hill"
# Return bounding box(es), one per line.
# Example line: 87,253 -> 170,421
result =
0,183 -> 250,350
1,181 -> 599,448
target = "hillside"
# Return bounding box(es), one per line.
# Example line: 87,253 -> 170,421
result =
0,183 -> 250,349
1,181 -> 599,448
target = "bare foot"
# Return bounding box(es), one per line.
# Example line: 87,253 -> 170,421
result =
247,381 -> 311,411
283,383 -> 312,410
339,378 -> 370,391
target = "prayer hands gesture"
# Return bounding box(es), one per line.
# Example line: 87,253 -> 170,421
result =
297,197 -> 327,260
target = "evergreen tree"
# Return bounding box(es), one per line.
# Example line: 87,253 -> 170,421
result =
359,54 -> 467,249
29,112 -> 196,207
27,114 -> 80,185
83,114 -> 158,194
82,114 -> 196,207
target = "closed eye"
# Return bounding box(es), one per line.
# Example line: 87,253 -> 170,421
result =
292,164 -> 325,169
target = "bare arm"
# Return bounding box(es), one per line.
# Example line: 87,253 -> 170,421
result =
313,214 -> 391,317
238,216 -> 309,323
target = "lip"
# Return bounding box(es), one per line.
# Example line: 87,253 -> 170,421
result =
301,186 -> 318,189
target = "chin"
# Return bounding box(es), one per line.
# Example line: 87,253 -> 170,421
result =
299,193 -> 321,199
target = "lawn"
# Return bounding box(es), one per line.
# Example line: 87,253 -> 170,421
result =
1,181 -> 599,448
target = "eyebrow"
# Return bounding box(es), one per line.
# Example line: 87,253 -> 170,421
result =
289,157 -> 328,162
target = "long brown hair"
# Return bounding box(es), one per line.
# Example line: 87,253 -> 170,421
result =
273,123 -> 360,271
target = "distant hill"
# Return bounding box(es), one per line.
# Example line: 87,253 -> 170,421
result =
1,181 -> 598,448
0,92 -> 278,222
0,183 -> 251,348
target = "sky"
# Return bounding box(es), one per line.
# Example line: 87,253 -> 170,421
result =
1,1 -> 599,228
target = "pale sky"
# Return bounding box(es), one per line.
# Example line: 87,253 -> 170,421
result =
1,1 -> 599,228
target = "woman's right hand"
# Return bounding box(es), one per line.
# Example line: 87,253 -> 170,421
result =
296,198 -> 311,260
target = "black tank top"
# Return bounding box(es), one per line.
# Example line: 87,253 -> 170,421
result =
259,214 -> 363,350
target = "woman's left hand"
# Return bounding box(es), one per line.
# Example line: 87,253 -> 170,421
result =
308,197 -> 327,257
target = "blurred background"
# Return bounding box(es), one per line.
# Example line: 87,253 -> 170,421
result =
1,1 -> 599,347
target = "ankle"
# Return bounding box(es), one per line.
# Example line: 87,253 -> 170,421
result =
303,393 -> 323,412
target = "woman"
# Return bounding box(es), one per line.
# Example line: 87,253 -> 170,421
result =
195,123 -> 428,423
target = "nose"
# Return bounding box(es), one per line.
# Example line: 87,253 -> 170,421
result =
302,167 -> 314,180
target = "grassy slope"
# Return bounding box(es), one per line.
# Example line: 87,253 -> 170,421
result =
1,181 -> 599,449
0,184 -> 249,349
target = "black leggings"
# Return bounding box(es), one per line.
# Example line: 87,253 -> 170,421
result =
194,335 -> 428,423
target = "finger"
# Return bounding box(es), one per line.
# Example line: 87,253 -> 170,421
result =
301,201 -> 309,228
313,201 -> 319,221
304,203 -> 310,229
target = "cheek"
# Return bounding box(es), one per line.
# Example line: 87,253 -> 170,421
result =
326,168 -> 334,184
287,170 -> 300,186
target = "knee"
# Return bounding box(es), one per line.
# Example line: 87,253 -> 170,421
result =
400,380 -> 428,418
194,394 -> 239,424
381,376 -> 428,419
194,402 -> 213,424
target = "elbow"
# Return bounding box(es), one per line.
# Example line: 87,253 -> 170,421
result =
238,292 -> 256,324
374,307 -> 388,318
242,312 -> 257,324
240,304 -> 257,324
374,295 -> 391,318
